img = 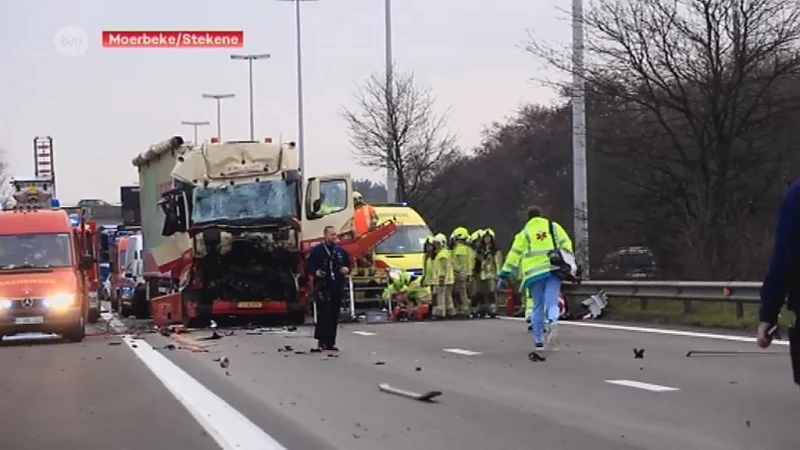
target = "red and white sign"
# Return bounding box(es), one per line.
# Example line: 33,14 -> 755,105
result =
102,31 -> 244,48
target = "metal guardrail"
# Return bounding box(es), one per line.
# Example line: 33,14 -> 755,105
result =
560,280 -> 762,318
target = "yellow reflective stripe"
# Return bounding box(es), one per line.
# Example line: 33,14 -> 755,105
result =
510,248 -> 523,255
522,249 -> 550,258
523,264 -> 551,278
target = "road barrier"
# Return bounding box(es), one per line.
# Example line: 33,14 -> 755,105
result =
560,280 -> 761,318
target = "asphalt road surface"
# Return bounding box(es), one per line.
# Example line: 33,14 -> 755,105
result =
0,315 -> 796,450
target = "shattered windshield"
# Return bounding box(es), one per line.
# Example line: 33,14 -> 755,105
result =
0,233 -> 73,269
192,180 -> 299,224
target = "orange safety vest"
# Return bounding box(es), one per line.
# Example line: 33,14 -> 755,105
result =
354,204 -> 376,236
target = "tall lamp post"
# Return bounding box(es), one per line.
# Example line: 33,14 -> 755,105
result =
230,53 -> 271,141
384,0 -> 396,202
278,0 -> 318,177
572,0 -> 589,276
201,93 -> 235,139
180,120 -> 210,144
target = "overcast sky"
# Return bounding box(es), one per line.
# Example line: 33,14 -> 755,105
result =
0,0 -> 569,204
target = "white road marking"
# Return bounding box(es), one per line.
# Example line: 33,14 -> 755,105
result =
352,331 -> 376,336
122,336 -> 286,450
443,348 -> 482,356
605,379 -> 680,392
498,316 -> 789,346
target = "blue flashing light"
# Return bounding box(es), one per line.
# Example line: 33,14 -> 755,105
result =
68,214 -> 81,227
400,202 -> 408,206
51,198 -> 60,208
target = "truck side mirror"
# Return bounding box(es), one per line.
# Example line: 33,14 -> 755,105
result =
79,255 -> 94,271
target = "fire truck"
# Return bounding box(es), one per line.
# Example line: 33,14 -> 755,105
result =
0,178 -> 99,340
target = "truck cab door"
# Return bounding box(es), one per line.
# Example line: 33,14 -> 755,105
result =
302,173 -> 354,242
151,189 -> 192,271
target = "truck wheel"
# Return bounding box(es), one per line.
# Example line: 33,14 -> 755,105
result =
64,317 -> 86,342
88,307 -> 100,324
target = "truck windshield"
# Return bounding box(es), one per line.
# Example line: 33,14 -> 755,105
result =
375,225 -> 431,254
192,180 -> 299,224
0,233 -> 73,269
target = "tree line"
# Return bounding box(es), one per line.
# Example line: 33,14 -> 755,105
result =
346,0 -> 800,281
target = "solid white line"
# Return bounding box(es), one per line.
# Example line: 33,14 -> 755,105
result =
122,336 -> 286,450
605,379 -> 680,392
498,316 -> 789,346
443,348 -> 482,356
352,331 -> 376,336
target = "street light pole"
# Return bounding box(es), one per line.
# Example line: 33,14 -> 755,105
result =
180,120 -> 210,144
384,0 -> 396,203
572,0 -> 590,276
278,0 -> 318,177
201,93 -> 235,140
230,53 -> 271,141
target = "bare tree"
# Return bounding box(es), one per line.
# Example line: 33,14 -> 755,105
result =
527,0 -> 800,278
341,70 -> 460,202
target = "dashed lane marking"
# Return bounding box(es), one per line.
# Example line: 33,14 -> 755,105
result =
605,379 -> 680,392
498,316 -> 789,346
443,348 -> 482,356
352,331 -> 376,336
123,335 -> 286,450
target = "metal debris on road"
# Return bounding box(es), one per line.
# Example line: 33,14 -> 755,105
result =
685,350 -> 784,357
219,356 -> 230,368
633,348 -> 645,359
374,361 -> 386,365
378,383 -> 441,402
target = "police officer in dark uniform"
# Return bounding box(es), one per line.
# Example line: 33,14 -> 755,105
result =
759,180 -> 800,384
306,225 -> 351,352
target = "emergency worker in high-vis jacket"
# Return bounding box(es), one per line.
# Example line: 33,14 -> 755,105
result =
421,235 -> 437,288
468,229 -> 484,309
432,233 -> 455,318
449,227 -> 472,316
498,206 -> 573,349
382,271 -> 432,320
476,228 -> 503,317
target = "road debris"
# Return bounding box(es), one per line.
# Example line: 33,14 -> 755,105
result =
378,383 -> 441,402
107,341 -> 122,346
633,348 -> 645,359
374,361 -> 386,365
219,356 -> 230,368
686,350 -> 783,357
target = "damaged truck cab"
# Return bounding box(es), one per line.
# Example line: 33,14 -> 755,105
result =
134,136 -> 353,328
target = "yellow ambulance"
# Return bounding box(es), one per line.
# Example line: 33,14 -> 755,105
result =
372,203 -> 431,279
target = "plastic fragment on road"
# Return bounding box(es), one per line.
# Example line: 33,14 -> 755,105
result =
378,383 -> 441,402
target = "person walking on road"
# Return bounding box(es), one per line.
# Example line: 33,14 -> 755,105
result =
758,180 -> 800,384
497,206 -> 574,351
306,226 -> 351,352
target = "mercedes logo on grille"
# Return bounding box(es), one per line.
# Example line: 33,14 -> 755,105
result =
21,298 -> 34,308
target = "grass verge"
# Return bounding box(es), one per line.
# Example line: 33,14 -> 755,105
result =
601,298 -> 793,332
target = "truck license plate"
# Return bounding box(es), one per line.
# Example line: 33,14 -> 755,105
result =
15,316 -> 44,325
236,302 -> 263,309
